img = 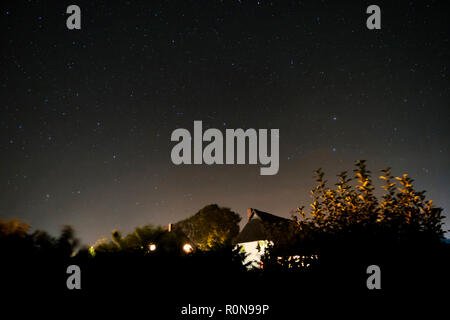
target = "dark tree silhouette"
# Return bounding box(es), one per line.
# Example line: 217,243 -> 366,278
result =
175,204 -> 241,250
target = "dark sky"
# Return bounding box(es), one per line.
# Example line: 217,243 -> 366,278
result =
1,0 -> 449,245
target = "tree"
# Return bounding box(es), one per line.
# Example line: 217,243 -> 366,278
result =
0,219 -> 80,258
263,160 -> 447,275
0,219 -> 30,238
176,204 -> 241,250
92,224 -> 188,255
295,160 -> 445,241
56,225 -> 80,257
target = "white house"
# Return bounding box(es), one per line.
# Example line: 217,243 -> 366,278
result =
235,208 -> 290,269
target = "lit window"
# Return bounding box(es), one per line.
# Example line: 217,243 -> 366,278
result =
183,243 -> 193,253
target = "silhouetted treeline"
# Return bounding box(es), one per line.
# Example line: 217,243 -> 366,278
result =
1,162 -> 449,313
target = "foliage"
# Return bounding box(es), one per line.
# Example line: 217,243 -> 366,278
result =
92,224 -> 187,255
0,219 -> 30,238
261,161 -> 447,274
0,220 -> 81,293
0,219 -> 80,257
295,160 -> 445,242
175,204 -> 241,250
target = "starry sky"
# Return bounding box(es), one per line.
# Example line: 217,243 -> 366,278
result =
1,0 -> 449,245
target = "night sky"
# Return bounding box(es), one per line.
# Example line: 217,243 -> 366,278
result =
1,0 -> 449,245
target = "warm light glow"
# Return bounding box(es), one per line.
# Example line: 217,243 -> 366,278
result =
149,243 -> 156,251
88,246 -> 96,257
183,243 -> 193,253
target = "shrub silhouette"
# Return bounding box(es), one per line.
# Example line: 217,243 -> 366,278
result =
293,160 -> 445,241
262,160 -> 448,292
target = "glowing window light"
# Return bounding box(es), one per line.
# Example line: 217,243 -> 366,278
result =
149,243 -> 157,251
183,243 -> 193,253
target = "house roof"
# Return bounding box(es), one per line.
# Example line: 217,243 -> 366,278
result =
236,208 -> 290,243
